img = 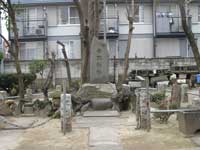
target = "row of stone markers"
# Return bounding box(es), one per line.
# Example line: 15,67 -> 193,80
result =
60,80 -> 72,135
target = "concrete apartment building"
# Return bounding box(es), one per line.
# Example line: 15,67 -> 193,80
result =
4,0 -> 200,82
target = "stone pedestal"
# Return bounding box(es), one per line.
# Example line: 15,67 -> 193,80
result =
178,111 -> 200,136
56,85 -> 62,92
23,103 -> 34,114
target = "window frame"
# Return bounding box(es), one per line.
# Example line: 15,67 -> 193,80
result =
57,6 -> 69,25
19,42 -> 43,60
134,4 -> 144,24
69,6 -> 80,24
57,6 -> 80,25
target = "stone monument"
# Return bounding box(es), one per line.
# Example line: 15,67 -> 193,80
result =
90,37 -> 109,83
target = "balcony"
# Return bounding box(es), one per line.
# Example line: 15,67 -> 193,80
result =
10,19 -> 47,41
99,17 -> 119,39
155,13 -> 191,38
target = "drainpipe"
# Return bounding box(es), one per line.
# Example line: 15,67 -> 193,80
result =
103,0 -> 107,43
152,0 -> 156,58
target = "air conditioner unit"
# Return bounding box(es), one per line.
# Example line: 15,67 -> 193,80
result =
35,28 -> 43,35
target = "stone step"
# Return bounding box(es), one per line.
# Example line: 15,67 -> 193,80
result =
83,111 -> 120,117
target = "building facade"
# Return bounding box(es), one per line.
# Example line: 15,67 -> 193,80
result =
4,0 -> 200,81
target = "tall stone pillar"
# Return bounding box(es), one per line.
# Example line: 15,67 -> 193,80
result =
60,93 -> 72,134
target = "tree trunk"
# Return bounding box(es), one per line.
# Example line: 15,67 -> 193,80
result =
122,0 -> 134,83
74,0 -> 90,83
74,0 -> 100,84
179,1 -> 200,72
122,20 -> 134,83
57,41 -> 72,88
8,0 -> 25,113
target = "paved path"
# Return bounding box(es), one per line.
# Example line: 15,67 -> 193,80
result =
89,127 -> 123,150
82,111 -> 125,150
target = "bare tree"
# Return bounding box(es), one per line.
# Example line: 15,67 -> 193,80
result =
178,0 -> 200,72
73,0 -> 101,83
42,52 -> 56,101
122,0 -> 135,83
57,40 -> 72,89
0,0 -> 25,113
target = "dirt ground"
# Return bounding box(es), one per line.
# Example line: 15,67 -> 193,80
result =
14,121 -> 88,150
0,112 -> 199,150
120,115 -> 197,150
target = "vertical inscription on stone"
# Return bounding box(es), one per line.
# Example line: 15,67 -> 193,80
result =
90,37 -> 109,83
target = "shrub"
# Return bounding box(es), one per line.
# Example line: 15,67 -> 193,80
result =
0,52 -> 3,61
29,60 -> 47,77
0,73 -> 36,95
151,92 -> 177,123
151,92 -> 166,104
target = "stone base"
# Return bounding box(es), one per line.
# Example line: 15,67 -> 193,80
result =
178,111 -> 200,136
91,98 -> 113,110
76,83 -> 117,100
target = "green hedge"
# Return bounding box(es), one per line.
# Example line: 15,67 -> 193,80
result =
0,73 -> 36,95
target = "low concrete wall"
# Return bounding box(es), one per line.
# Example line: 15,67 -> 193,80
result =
3,57 -> 197,81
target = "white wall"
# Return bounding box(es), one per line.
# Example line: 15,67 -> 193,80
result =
156,38 -> 180,57
130,37 -> 153,58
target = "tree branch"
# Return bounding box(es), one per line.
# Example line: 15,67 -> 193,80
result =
0,33 -> 10,48
0,0 -> 8,10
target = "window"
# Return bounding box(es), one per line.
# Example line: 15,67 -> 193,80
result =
69,7 -> 80,24
58,6 -> 68,24
57,6 -> 79,25
57,41 -> 74,59
19,42 -> 43,60
119,4 -> 144,24
134,4 -> 144,23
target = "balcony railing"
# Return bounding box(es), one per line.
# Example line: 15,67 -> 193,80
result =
155,14 -> 191,37
10,19 -> 47,41
99,17 -> 119,38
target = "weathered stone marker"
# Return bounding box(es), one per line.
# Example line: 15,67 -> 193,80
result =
180,84 -> 188,103
90,37 -> 109,83
135,88 -> 151,131
60,81 -> 72,134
